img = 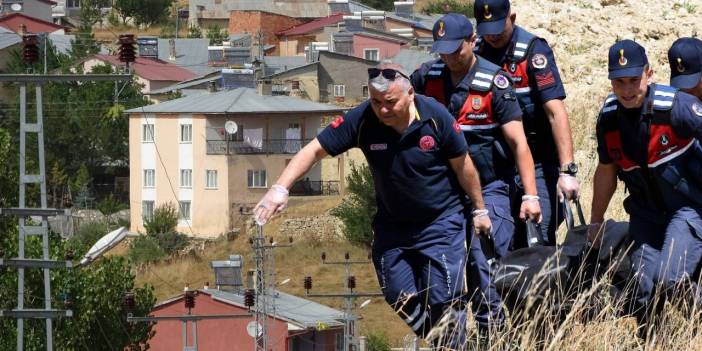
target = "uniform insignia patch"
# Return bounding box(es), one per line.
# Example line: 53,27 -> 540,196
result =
531,54 -> 548,69
453,121 -> 461,133
419,135 -> 436,151
472,97 -> 482,110
331,116 -> 344,128
483,4 -> 493,20
370,143 -> 387,151
660,134 -> 669,146
536,71 -> 556,90
619,49 -> 627,66
437,21 -> 445,38
509,63 -> 517,73
677,57 -> 685,73
493,74 -> 509,89
692,102 -> 702,116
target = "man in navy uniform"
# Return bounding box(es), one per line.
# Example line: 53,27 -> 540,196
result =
668,37 -> 702,100
589,40 -> 702,332
410,13 -> 541,333
473,0 -> 580,247
254,63 -> 491,348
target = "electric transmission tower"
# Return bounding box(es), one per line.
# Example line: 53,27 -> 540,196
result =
304,252 -> 383,351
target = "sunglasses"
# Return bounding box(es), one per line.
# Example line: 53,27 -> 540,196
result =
367,68 -> 410,80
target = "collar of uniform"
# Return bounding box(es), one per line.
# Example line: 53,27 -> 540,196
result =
641,84 -> 657,115
402,96 -> 433,136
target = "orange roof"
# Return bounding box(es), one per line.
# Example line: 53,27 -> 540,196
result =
93,55 -> 198,82
277,14 -> 345,36
0,13 -> 65,34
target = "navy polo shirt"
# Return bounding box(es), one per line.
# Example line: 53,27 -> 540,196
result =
597,87 -> 702,165
479,35 -> 567,103
410,57 -> 523,124
317,94 -> 469,228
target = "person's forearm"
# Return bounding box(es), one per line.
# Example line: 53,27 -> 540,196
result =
275,139 -> 328,189
545,100 -> 575,166
590,163 -> 618,223
453,154 -> 485,210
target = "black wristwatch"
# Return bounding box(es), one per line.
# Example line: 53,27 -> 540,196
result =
561,162 -> 578,176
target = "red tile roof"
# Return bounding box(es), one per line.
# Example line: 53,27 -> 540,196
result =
37,0 -> 58,5
277,14 -> 345,36
0,13 -> 65,34
93,55 -> 198,82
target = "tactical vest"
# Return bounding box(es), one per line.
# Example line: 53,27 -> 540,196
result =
599,84 -> 702,212
477,26 -> 556,163
423,58 -> 512,185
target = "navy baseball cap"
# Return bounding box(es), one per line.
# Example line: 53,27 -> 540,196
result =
474,0 -> 510,36
608,40 -> 648,80
431,13 -> 473,54
668,37 -> 702,89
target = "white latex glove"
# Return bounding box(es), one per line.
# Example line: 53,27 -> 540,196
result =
557,174 -> 580,202
520,195 -> 542,223
472,209 -> 492,236
253,184 -> 289,225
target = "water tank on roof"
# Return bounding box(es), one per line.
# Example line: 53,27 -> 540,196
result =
211,255 -> 244,291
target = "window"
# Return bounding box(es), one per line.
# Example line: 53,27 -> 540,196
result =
364,48 -> 379,61
247,170 -> 267,188
179,201 -> 191,220
142,201 -> 154,221
142,124 -> 154,142
180,124 -> 192,143
289,123 -> 300,129
206,170 -> 218,188
333,84 -> 345,97
362,85 -> 368,98
143,169 -> 155,188
180,169 -> 192,188
291,80 -> 300,90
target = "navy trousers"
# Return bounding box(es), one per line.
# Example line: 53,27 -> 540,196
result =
372,212 -> 468,348
511,162 -> 563,247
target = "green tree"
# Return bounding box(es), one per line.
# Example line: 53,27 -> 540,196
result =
357,0 -> 394,11
0,228 -> 156,350
187,25 -> 203,39
206,24 -> 228,45
133,0 -> 176,27
331,163 -> 376,248
69,0 -> 102,61
113,0 -> 140,24
422,0 -> 475,16
366,331 -> 392,351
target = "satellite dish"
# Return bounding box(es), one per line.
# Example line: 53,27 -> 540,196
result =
224,121 -> 238,135
246,321 -> 263,338
10,3 -> 22,11
359,299 -> 372,309
79,227 -> 128,266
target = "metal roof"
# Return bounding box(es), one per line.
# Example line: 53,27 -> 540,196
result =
389,49 -> 436,73
205,289 -> 345,328
0,13 -> 65,34
263,56 -> 308,76
48,33 -> 74,55
149,72 -> 222,95
126,87 -> 344,114
93,54 -> 198,82
157,38 -> 218,76
0,27 -> 21,50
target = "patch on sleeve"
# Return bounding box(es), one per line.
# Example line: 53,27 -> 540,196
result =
692,102 -> 702,117
535,71 -> 556,90
531,54 -> 548,69
493,74 -> 509,89
453,120 -> 461,133
501,91 -> 516,101
331,116 -> 344,128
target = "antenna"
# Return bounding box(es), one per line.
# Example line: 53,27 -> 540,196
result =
224,120 -> 239,135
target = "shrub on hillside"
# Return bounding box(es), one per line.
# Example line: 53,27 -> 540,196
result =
422,0 -> 474,17
69,220 -> 111,256
97,194 -> 128,216
144,202 -> 178,235
153,231 -> 189,254
366,331 -> 391,351
128,235 -> 166,264
331,163 -> 376,248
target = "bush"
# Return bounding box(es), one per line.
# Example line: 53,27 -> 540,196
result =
128,235 -> 165,264
97,194 -> 128,216
144,202 -> 178,236
187,25 -> 202,38
422,0 -> 474,17
153,231 -> 189,254
366,331 -> 392,351
330,163 -> 376,248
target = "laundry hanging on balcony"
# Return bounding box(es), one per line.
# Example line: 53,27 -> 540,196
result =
284,128 -> 301,153
243,128 -> 263,149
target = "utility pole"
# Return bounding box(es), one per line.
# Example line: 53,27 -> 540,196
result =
0,71 -> 131,351
249,224 -> 293,351
304,252 -> 383,351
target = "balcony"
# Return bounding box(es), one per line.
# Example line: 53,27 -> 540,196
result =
206,139 -> 312,155
290,180 -> 340,196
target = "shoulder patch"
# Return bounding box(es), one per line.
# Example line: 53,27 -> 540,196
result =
692,102 -> 702,117
531,54 -> 548,69
493,74 -> 509,89
331,116 -> 344,128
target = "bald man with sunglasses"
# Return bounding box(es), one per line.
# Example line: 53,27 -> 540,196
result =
254,63 -> 489,349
